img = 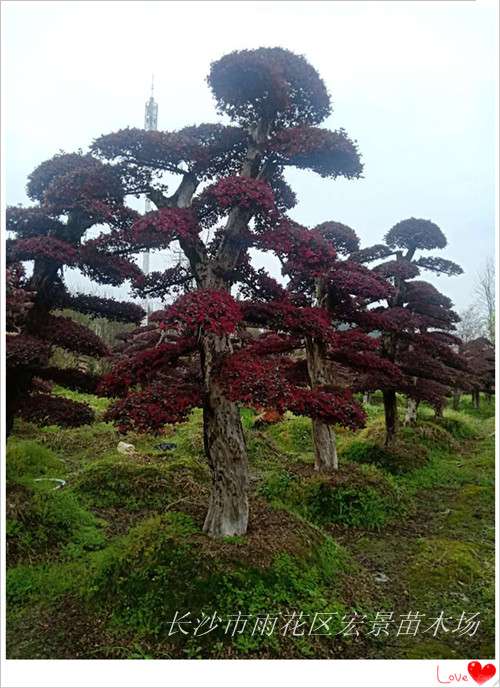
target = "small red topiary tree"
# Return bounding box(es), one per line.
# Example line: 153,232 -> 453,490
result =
460,337 -> 495,408
241,218 -> 400,470
94,47 -> 365,536
5,153 -> 145,436
352,218 -> 464,443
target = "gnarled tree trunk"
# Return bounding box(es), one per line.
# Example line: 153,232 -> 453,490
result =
306,337 -> 338,471
311,418 -> 338,471
171,117 -> 268,537
201,331 -> 249,537
452,391 -> 461,410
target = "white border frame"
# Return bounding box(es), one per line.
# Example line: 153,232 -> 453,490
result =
1,1 -> 498,687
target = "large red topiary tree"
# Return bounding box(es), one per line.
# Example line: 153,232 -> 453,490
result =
5,153 -> 145,436
94,48 -> 366,536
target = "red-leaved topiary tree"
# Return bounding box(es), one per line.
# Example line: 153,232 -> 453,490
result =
352,218 -> 465,443
460,337 -> 495,408
241,219 -> 400,470
94,47 -> 365,536
5,153 -> 145,436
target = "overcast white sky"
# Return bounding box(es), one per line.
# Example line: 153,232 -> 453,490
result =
3,0 -> 498,311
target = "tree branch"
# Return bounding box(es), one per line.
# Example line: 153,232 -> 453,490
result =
215,119 -> 271,275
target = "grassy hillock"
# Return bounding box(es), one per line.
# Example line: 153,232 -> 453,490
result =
6,389 -> 495,659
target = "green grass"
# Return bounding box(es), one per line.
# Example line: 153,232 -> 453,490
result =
6,439 -> 64,482
6,481 -> 105,564
5,388 -> 495,659
51,384 -> 111,415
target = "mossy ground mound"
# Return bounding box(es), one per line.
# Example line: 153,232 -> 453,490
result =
341,438 -> 428,474
6,440 -> 105,564
407,537 -> 483,593
6,389 -> 496,659
13,419 -> 121,470
6,439 -> 63,481
85,507 -> 354,657
6,480 -> 105,564
8,503 -> 378,659
442,484 -> 495,542
76,455 -> 207,506
261,462 -> 408,530
340,419 -> 431,474
263,414 -> 315,457
433,415 -> 478,441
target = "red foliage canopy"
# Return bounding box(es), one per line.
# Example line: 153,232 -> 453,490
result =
196,176 -> 275,229
57,292 -> 145,324
385,217 -> 447,252
18,393 -> 94,428
7,236 -> 79,265
460,337 -> 495,394
314,221 -> 360,256
131,208 -> 199,248
104,381 -> 202,434
29,314 -> 110,358
268,127 -> 362,179
156,290 -> 243,337
208,47 -> 331,127
92,124 -> 247,184
6,265 -> 34,333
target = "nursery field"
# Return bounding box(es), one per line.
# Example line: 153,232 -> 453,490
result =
5,388 -> 495,660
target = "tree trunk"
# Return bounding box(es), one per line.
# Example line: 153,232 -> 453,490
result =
404,397 -> 418,425
383,390 -> 398,446
5,411 -> 14,439
434,403 -> 443,418
363,392 -> 372,405
201,332 -> 249,537
306,337 -> 338,471
311,418 -> 338,471
472,390 -> 480,409
452,391 -> 461,410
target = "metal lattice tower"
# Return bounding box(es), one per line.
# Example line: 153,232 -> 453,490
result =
142,75 -> 158,319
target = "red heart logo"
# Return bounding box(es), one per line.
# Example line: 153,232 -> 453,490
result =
468,661 -> 496,685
